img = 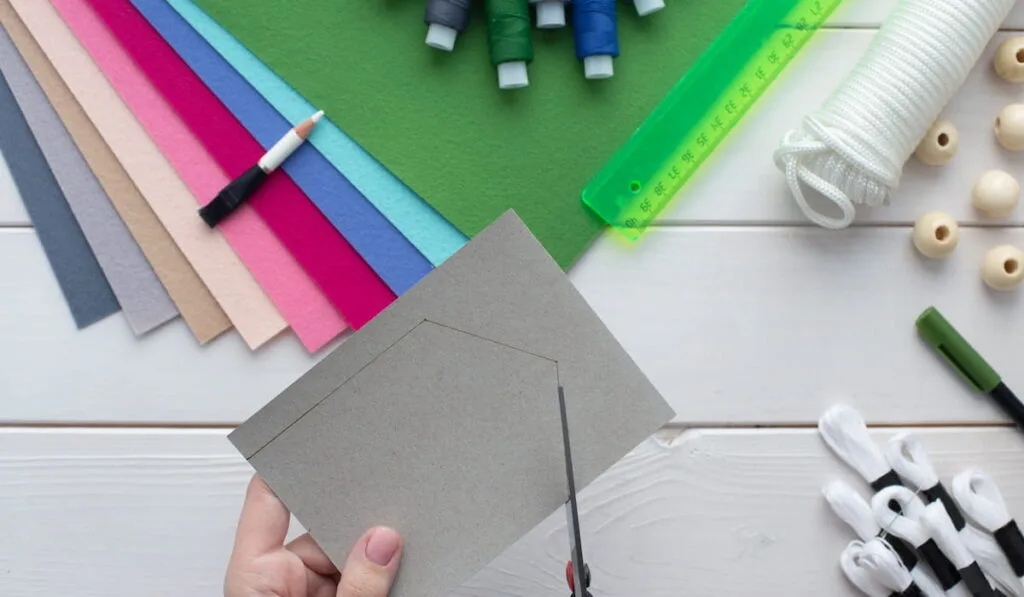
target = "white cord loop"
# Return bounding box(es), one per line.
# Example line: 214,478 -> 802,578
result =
775,0 -> 1016,229
819,405 -> 891,484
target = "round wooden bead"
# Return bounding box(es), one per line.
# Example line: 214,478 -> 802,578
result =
995,104 -> 1024,151
914,120 -> 959,166
972,170 -> 1020,218
982,245 -> 1024,291
995,37 -> 1024,83
913,212 -> 959,258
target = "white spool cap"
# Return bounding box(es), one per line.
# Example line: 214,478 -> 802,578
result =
534,1 -> 566,28
425,24 -> 458,51
634,0 -> 665,16
497,61 -> 529,89
584,55 -> 614,79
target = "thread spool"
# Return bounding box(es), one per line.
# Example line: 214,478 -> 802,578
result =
531,0 -> 567,28
571,0 -> 619,79
425,0 -> 472,51
774,0 -> 1017,229
485,0 -> 533,89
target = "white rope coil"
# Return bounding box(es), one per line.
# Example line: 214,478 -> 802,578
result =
774,0 -> 1016,229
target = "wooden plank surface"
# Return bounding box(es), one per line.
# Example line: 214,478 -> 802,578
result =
5,223 -> 1023,424
4,427 -> 1024,597
0,229 -> 330,424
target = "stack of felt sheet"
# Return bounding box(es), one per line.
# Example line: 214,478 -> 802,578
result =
0,0 -> 745,352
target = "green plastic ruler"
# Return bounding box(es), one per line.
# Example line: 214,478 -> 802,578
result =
582,0 -> 842,240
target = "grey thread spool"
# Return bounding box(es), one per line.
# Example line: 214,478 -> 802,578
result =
425,0 -> 472,51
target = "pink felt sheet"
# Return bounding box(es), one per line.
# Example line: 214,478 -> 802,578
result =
51,0 -> 346,352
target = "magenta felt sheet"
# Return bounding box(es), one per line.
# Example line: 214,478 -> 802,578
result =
84,0 -> 396,329
49,0 -> 346,352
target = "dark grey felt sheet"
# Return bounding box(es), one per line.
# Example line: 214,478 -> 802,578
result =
231,211 -> 674,597
0,58 -> 117,328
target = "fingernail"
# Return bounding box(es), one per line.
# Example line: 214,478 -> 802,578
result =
365,527 -> 401,566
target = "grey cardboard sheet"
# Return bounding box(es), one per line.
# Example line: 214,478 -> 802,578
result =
0,50 -> 117,328
231,211 -> 674,597
0,26 -> 177,335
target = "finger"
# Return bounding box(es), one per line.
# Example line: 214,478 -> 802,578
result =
337,527 -> 403,597
287,533 -> 340,578
232,474 -> 290,559
306,568 -> 339,597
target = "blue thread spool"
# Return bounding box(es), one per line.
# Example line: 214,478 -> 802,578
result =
572,0 -> 618,79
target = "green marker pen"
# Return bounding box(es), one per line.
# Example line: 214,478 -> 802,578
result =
916,306 -> 1024,430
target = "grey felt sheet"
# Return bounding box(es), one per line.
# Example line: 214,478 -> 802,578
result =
0,50 -> 117,328
231,211 -> 674,597
0,26 -> 177,335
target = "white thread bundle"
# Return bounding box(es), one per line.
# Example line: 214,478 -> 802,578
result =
774,0 -> 1016,229
887,433 -> 940,492
819,405 -> 891,484
886,435 -> 1023,596
827,480 -> 945,596
953,470 -> 1024,593
922,502 -> 999,597
862,538 -> 920,595
873,486 -> 970,597
953,470 -> 1014,536
826,480 -> 885,540
843,540 -> 896,597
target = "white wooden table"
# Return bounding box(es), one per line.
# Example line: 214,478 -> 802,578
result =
3,2 -> 1024,594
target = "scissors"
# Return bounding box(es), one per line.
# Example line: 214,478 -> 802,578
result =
558,386 -> 593,597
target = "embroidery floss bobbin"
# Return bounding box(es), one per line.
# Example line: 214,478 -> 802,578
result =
571,0 -> 618,80
774,0 -> 1017,229
922,502 -> 1002,597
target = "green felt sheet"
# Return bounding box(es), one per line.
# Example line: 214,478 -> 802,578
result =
194,0 -> 748,268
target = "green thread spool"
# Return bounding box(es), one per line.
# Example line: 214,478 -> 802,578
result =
484,0 -> 533,89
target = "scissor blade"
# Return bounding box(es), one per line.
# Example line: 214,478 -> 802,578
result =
559,386 -> 587,597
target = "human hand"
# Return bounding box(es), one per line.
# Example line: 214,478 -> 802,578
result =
225,475 -> 403,597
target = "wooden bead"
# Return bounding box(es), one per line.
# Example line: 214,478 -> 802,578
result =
982,245 -> 1024,291
914,120 -> 959,166
971,170 -> 1020,218
913,212 -> 959,258
995,37 -> 1024,83
995,104 -> 1024,151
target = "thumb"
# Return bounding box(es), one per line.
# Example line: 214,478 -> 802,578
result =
337,527 -> 403,597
